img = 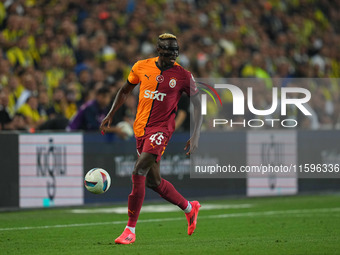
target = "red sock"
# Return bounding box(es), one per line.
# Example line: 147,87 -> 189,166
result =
127,174 -> 146,228
152,179 -> 188,210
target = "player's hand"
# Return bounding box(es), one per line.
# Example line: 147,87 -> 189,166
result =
184,134 -> 199,156
99,114 -> 113,135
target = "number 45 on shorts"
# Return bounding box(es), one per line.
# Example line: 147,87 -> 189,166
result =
149,132 -> 165,146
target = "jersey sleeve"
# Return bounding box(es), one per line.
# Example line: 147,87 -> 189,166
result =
183,71 -> 199,97
127,61 -> 140,85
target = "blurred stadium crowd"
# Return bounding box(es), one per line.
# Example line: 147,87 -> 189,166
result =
0,0 -> 340,133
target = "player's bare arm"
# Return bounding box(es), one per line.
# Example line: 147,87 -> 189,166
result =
100,82 -> 135,133
185,93 -> 202,156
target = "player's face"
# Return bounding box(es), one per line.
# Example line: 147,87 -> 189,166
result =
157,40 -> 179,68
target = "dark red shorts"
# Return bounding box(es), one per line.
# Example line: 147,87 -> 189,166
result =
136,132 -> 169,162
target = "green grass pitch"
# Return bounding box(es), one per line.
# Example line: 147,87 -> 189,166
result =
1,194 -> 340,255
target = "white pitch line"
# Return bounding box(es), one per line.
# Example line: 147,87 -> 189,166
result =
204,207 -> 340,219
1,207 -> 339,232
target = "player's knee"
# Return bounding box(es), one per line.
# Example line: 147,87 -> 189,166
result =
145,177 -> 161,189
133,161 -> 150,176
132,167 -> 148,176
133,153 -> 156,176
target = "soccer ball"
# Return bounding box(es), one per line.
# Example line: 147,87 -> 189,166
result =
84,168 -> 111,194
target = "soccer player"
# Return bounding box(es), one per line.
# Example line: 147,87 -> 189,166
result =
100,33 -> 203,244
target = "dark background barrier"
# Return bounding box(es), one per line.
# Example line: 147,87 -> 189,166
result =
1,131 -> 340,209
297,130 -> 340,192
0,133 -> 19,208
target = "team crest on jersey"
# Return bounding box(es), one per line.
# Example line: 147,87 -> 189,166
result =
156,75 -> 164,83
169,78 -> 177,88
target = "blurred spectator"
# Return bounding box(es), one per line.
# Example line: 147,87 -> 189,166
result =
17,93 -> 47,129
95,31 -> 116,63
64,89 -> 78,119
37,88 -> 49,118
10,113 -> 27,130
15,73 -> 37,111
1,86 -> 27,131
68,87 -> 120,132
0,58 -> 10,87
37,88 -> 69,131
6,75 -> 24,116
47,87 -> 67,119
0,89 -> 12,129
6,35 -> 35,69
